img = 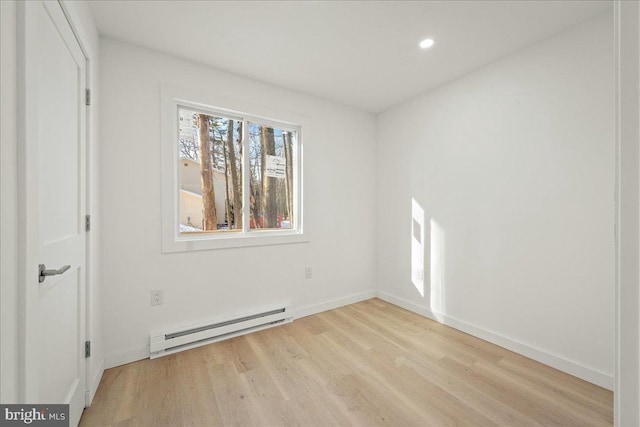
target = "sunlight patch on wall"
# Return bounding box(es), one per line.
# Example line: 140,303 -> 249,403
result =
411,199 -> 425,297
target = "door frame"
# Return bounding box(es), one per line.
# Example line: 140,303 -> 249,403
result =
16,0 -> 93,406
55,0 -> 95,407
614,1 -> 640,426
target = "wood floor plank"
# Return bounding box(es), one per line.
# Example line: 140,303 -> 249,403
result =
397,352 -> 539,427
497,353 -> 613,409
80,298 -> 613,427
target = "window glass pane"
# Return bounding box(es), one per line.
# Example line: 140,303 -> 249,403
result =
248,122 -> 295,231
178,107 -> 242,234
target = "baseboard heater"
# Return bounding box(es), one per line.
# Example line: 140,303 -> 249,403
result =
150,305 -> 293,358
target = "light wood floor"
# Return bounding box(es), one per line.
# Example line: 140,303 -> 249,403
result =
80,298 -> 613,426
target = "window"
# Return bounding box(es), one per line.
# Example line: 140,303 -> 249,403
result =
161,88 -> 304,252
177,108 -> 243,233
247,121 -> 296,231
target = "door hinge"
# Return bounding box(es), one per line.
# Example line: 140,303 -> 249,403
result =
85,88 -> 91,106
85,215 -> 91,232
85,341 -> 91,358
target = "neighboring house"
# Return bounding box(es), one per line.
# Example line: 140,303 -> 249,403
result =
179,158 -> 227,229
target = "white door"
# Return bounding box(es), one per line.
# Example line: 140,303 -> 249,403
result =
21,1 -> 87,425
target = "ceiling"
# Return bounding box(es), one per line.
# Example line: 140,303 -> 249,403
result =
88,1 -> 612,113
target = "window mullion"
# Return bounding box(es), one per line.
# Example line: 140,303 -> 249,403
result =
241,118 -> 251,234
293,131 -> 300,232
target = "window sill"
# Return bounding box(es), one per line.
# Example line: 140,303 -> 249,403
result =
162,231 -> 309,253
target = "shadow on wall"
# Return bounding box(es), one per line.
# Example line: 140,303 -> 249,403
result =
430,217 -> 445,321
411,198 -> 446,321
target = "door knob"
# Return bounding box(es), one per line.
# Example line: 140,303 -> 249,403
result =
39,264 -> 70,283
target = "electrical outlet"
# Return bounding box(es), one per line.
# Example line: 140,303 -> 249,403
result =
151,289 -> 164,306
305,267 -> 312,279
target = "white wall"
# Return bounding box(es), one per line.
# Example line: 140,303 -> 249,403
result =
376,13 -> 615,388
99,39 -> 376,367
1,0 -> 19,404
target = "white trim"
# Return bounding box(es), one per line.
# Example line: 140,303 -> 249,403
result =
614,1 -> 621,422
104,345 -> 150,370
175,233 -> 309,251
55,0 -> 101,410
376,290 -> 614,390
161,84 -> 308,253
104,290 -> 375,368
86,359 -> 104,406
104,289 -> 613,392
614,0 -> 640,425
0,0 -> 19,404
16,0 -> 40,402
241,109 -> 251,234
290,290 -> 377,319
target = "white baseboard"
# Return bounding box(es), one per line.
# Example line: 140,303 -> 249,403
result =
290,289 -> 377,319
86,360 -> 104,406
104,345 -> 149,370
103,289 -> 613,391
104,289 -> 376,369
375,291 -> 614,391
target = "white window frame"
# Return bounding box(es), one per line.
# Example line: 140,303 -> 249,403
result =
161,85 -> 307,252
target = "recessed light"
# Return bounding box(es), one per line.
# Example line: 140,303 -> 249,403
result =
419,38 -> 435,49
